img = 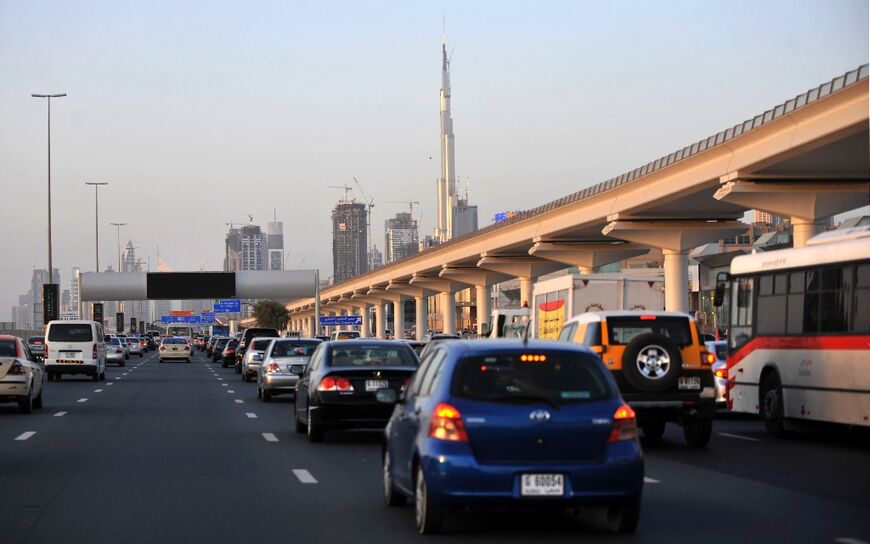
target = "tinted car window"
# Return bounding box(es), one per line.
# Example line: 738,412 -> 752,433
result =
329,345 -> 417,367
164,338 -> 188,345
28,336 -> 45,344
271,340 -> 320,357
452,351 -> 613,405
606,316 -> 691,346
250,338 -> 276,351
48,324 -> 94,342
0,340 -> 17,357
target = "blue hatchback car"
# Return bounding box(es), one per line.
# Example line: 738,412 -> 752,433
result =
379,340 -> 644,534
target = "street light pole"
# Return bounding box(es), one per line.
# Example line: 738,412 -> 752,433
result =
31,93 -> 66,285
85,182 -> 108,272
110,222 -> 127,272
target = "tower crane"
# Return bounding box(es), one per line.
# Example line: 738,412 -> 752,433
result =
384,200 -> 421,217
352,176 -> 375,270
328,184 -> 355,203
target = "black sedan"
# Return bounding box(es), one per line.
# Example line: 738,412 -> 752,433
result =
294,339 -> 419,442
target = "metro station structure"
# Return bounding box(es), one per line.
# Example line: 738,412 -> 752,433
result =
285,65 -> 870,340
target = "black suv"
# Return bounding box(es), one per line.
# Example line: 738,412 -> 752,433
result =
234,327 -> 280,374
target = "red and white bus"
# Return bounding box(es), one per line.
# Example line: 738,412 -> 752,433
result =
718,226 -> 870,436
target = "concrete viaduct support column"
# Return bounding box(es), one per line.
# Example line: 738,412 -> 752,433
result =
663,249 -> 689,312
475,286 -> 491,337
519,278 -> 533,308
385,281 -> 436,342
415,297 -> 427,340
374,303 -> 386,339
792,217 -> 826,248
440,293 -> 456,334
392,297 -> 405,339
359,304 -> 371,338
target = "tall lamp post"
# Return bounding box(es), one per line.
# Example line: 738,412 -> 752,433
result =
110,222 -> 128,272
85,182 -> 108,272
31,93 -> 66,287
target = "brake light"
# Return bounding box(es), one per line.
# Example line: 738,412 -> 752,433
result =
266,363 -> 280,373
400,378 -> 411,394
160,346 -> 166,351
34,340 -> 43,344
92,343 -> 98,359
714,367 -> 727,379
608,404 -> 638,443
226,349 -> 235,355
317,376 -> 354,392
116,348 -> 123,354
429,403 -> 468,442
8,361 -> 26,375
639,315 -> 657,321
704,352 -> 716,365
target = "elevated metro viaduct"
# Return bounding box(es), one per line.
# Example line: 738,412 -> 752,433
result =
286,65 -> 869,340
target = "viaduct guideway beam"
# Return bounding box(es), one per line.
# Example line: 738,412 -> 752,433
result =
715,176 -> 870,247
476,254 -> 566,308
528,239 -> 650,274
601,218 -> 746,312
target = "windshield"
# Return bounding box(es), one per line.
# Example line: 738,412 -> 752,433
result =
272,340 -> 320,357
250,338 -> 275,351
606,316 -> 692,346
163,338 -> 188,345
0,340 -> 16,357
329,345 -> 417,367
28,336 -> 45,344
452,352 -> 613,405
48,324 -> 94,342
167,327 -> 192,336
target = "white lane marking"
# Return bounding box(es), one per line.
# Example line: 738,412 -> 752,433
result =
15,431 -> 36,441
245,412 -> 257,418
221,384 -> 228,387
77,398 -> 88,403
262,433 -> 278,442
228,390 -> 235,394
234,399 -> 244,404
115,377 -> 122,380
107,382 -> 114,386
718,432 -> 761,442
293,469 -> 318,484
836,539 -> 870,544
217,378 -> 223,380
644,477 -> 660,484
94,389 -> 103,393
54,411 -> 67,417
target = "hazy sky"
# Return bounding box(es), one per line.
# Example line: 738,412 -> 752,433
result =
1,0 -> 867,319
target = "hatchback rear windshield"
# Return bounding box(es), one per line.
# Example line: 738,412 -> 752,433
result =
163,338 -> 188,345
250,338 -> 275,351
272,341 -> 320,357
452,352 -> 613,405
606,316 -> 692,346
28,336 -> 44,343
0,340 -> 16,357
329,345 -> 416,367
48,324 -> 94,342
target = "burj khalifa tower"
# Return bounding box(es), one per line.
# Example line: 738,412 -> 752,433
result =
435,33 -> 457,243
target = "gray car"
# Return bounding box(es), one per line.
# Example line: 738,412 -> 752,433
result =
127,337 -> 145,357
257,338 -> 321,402
241,337 -> 280,383
106,337 -> 127,366
705,340 -> 728,408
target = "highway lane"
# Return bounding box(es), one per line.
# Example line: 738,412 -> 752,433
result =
1,349 -> 868,543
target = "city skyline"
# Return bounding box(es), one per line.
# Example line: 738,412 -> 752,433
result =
1,1 -> 868,319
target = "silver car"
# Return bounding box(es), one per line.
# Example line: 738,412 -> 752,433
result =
705,340 -> 728,408
0,336 -> 45,413
127,337 -> 145,357
106,337 -> 127,366
256,338 -> 321,401
241,337 -> 280,383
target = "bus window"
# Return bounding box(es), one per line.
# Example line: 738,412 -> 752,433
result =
856,264 -> 870,333
730,277 -> 753,349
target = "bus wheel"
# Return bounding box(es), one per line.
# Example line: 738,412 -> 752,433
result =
761,372 -> 789,437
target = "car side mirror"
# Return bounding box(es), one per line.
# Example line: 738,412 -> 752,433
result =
376,388 -> 398,404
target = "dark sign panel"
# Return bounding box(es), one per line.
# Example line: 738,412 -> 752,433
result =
139,321 -> 146,334
130,317 -> 137,334
92,303 -> 104,325
116,312 -> 124,333
147,272 -> 235,300
43,283 -> 59,324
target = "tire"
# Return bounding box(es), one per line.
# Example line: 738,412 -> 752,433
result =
33,386 -> 44,409
244,372 -> 252,383
120,360 -> 125,367
47,373 -> 55,382
18,391 -> 33,414
761,372 -> 789,437
683,415 -> 713,447
640,418 -> 666,445
621,333 -> 682,393
414,465 -> 443,534
608,501 -> 641,534
295,407 -> 306,433
92,371 -> 100,382
383,450 -> 406,506
221,360 -> 227,368
307,406 -> 324,443
100,369 -> 106,381
263,389 -> 272,402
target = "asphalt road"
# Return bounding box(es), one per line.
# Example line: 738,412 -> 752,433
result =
2,349 -> 869,543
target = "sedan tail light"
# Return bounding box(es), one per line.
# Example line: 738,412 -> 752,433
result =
714,367 -> 727,379
704,352 -> 716,365
608,404 -> 638,443
428,403 -> 468,442
8,361 -> 27,375
160,346 -> 166,351
116,348 -> 124,354
317,376 -> 354,392
266,363 -> 280,373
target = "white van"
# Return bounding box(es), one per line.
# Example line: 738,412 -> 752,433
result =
166,325 -> 194,345
45,320 -> 107,382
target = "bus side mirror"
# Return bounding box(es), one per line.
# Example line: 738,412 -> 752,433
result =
713,284 -> 725,307
480,323 -> 490,336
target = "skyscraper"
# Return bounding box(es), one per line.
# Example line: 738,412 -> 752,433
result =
266,220 -> 284,271
240,225 -> 266,271
332,201 -> 368,282
385,212 -> 419,263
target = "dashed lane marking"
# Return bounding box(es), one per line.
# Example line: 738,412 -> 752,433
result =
94,389 -> 103,393
718,432 -> 761,442
54,411 -> 67,417
77,398 -> 88,403
644,477 -> 660,484
228,390 -> 235,394
234,399 -> 244,404
222,384 -> 228,387
293,469 -> 318,484
15,432 -> 36,441
246,412 -> 257,418
836,539 -> 870,544
262,433 -> 278,442
107,382 -> 114,386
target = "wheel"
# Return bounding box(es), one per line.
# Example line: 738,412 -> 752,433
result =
100,369 -> 106,381
383,450 -> 406,506
92,371 -> 100,382
307,406 -> 324,442
47,373 -> 55,382
415,465 -> 443,534
608,501 -> 640,534
621,333 -> 681,393
244,372 -> 252,383
221,360 -> 227,368
295,408 -> 306,433
120,360 -> 125,367
263,388 -> 272,402
257,385 -> 262,399
640,418 -> 666,445
761,372 -> 789,437
683,415 -> 713,447
235,364 -> 241,374
18,391 -> 33,414
33,386 -> 44,409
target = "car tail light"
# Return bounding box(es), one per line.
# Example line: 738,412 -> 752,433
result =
92,343 -> 98,359
160,346 -> 166,351
608,404 -> 638,443
714,367 -> 726,379
317,376 -> 354,392
399,378 -> 411,394
116,348 -> 123,354
704,352 -> 716,365
226,349 -> 235,355
8,361 -> 27,375
266,363 -> 280,373
428,403 -> 469,442
35,340 -> 43,345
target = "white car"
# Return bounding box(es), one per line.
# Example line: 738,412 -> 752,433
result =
0,335 -> 45,413
241,337 -> 279,382
45,320 -> 107,382
159,337 -> 192,363
705,340 -> 728,408
106,337 -> 127,366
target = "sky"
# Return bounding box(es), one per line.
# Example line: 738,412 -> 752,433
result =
0,0 -> 868,320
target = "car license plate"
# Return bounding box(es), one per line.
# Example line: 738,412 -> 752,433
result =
57,359 -> 82,364
521,474 -> 564,496
678,376 -> 701,390
365,379 -> 389,392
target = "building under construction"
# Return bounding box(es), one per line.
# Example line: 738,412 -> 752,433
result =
332,202 -> 368,283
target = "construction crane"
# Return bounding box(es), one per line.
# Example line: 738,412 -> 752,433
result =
328,184 -> 355,203
353,176 -> 375,270
384,200 -> 421,217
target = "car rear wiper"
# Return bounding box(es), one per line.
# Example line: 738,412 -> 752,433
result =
488,394 -> 561,410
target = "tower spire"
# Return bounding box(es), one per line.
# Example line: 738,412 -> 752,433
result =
435,26 -> 456,243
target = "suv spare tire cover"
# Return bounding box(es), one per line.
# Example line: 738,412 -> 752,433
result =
621,332 -> 682,393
